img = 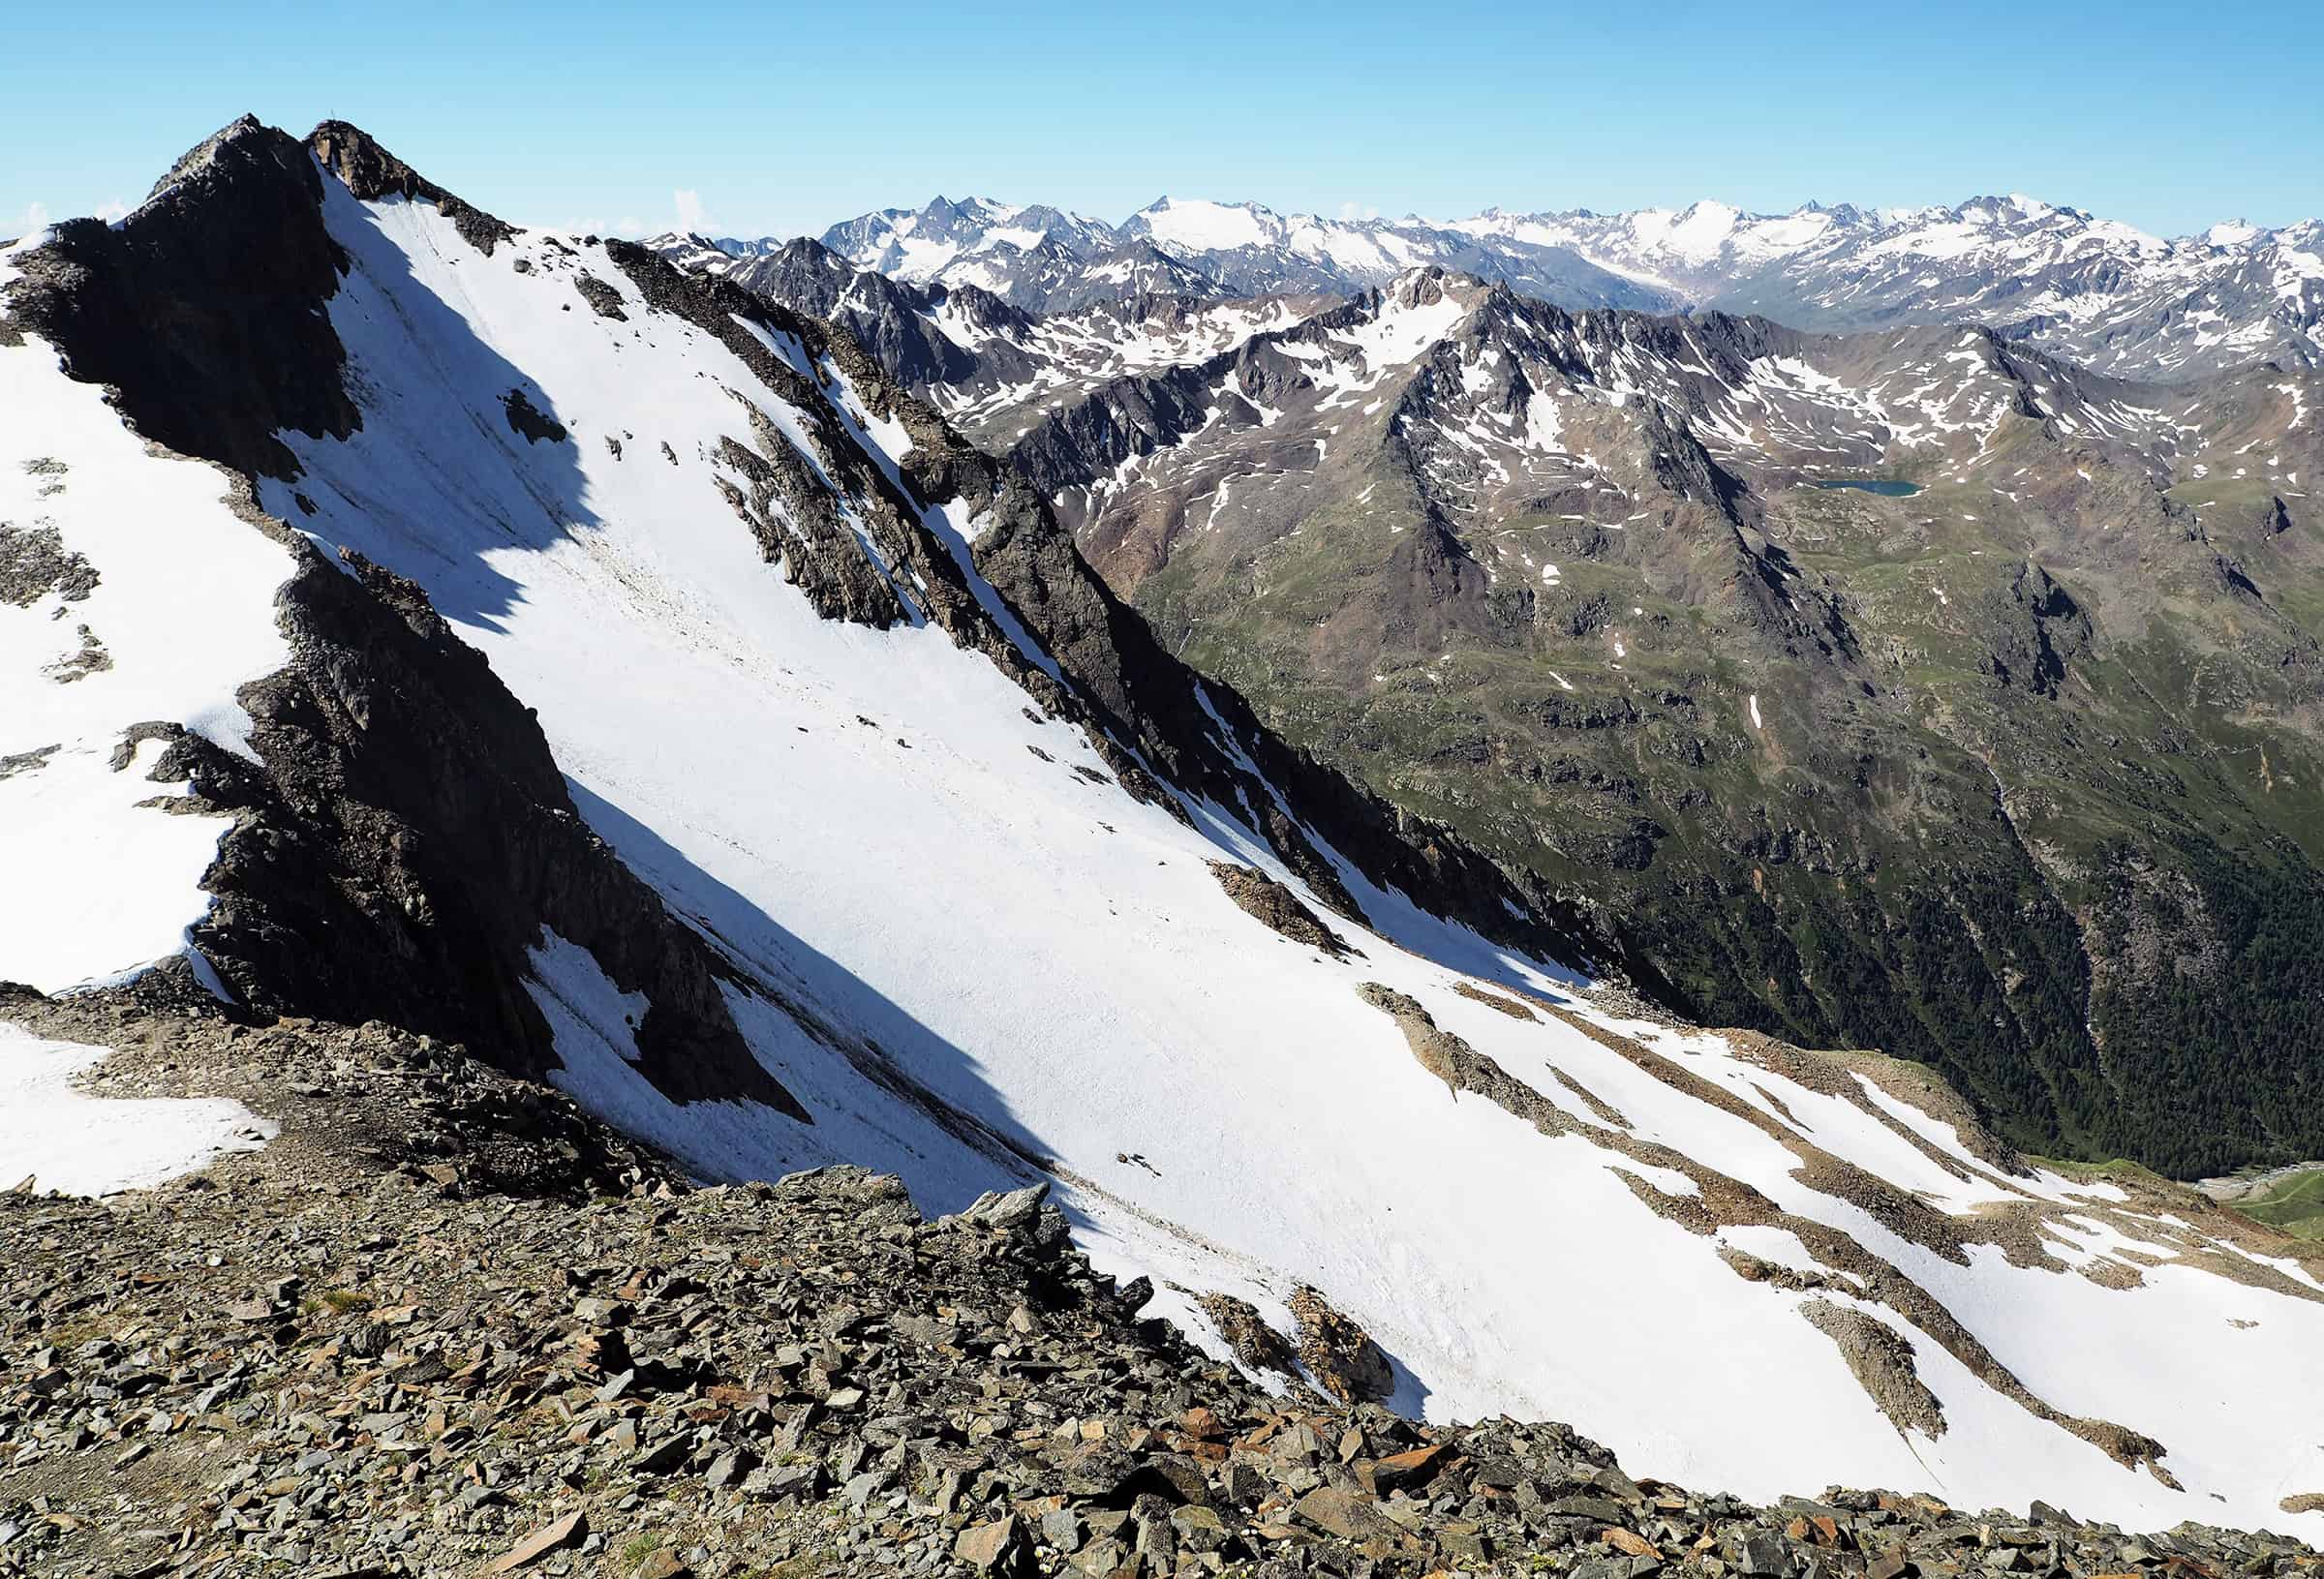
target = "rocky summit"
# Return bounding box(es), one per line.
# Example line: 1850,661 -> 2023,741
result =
5,104 -> 2324,1579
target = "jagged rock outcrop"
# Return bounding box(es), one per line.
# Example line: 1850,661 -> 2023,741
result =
164,544 -> 804,1114
309,118 -> 516,254
1196,1292 -> 1301,1381
1356,982 -> 1472,1096
4,121 -> 799,1112
3,115 -> 357,479
1208,863 -> 1357,957
1287,1284 -> 1395,1406
1800,1298 -> 1948,1440
0,521 -> 96,607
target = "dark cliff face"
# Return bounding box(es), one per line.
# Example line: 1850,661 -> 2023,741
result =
719,238 -> 1014,391
3,115 -> 357,481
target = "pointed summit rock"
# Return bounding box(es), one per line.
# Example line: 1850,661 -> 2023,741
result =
307,119 -> 515,254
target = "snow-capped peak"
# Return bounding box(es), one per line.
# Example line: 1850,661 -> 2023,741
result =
1128,196 -> 1286,254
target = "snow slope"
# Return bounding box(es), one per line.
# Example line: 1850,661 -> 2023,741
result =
235,174 -> 2324,1533
7,150 -> 2321,1535
0,233 -> 296,994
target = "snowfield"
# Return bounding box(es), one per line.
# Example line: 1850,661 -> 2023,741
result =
0,233 -> 296,994
0,1023 -> 276,1196
4,169 -> 2321,1536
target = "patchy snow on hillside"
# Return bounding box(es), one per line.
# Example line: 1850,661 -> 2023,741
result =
0,1023 -> 276,1195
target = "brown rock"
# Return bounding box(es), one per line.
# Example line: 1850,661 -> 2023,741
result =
572,1327 -> 632,1375
1196,1292 -> 1300,1380
955,1514 -> 1023,1571
1369,1442 -> 1451,1495
1452,980 -> 1538,1020
1867,1543 -> 1912,1579
484,1510 -> 586,1573
1208,863 -> 1358,957
1800,1299 -> 1945,1440
1288,1284 -> 1394,1405
1177,1405 -> 1227,1442
1355,983 -> 1470,1098
1605,1529 -> 1662,1559
1296,1484 -> 1404,1543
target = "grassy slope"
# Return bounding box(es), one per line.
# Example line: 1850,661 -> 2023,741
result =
2233,1168 -> 2324,1241
1130,443 -> 2324,1178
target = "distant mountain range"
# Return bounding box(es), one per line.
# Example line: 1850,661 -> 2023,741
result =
650,191 -> 2324,380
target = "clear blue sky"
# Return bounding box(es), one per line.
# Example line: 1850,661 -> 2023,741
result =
5,0 -> 2317,241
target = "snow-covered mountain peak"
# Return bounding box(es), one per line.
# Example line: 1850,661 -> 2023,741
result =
821,196 -> 1103,275
637,228 -> 738,275
792,187 -> 2323,379
1125,195 -> 1288,253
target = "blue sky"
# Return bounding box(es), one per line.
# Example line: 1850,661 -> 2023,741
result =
5,0 -> 2317,241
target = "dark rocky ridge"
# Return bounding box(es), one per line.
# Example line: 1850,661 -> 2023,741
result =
309,117 -> 517,254
2,118 -> 799,1115
717,235 -> 1031,390
1208,863 -> 1358,957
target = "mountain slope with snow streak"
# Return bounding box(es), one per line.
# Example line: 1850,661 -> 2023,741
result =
4,121 -> 2322,1536
0,1022 -> 277,1196
996,267 -> 2244,579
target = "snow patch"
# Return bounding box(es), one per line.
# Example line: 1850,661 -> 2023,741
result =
0,1023 -> 276,1196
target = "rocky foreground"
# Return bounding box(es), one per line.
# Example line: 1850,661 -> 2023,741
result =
2,976 -> 2318,1579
